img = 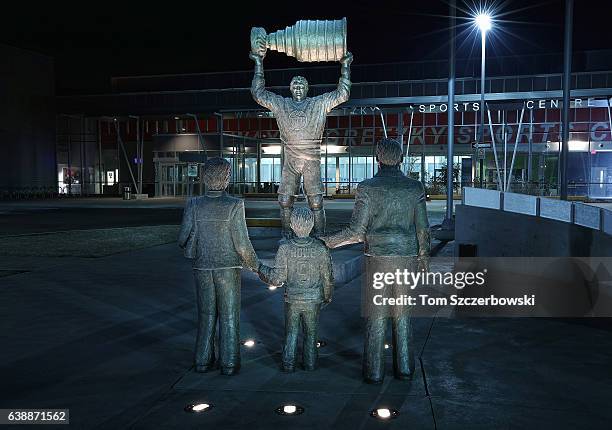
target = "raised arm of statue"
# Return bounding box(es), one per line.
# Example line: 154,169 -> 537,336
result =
322,51 -> 352,113
249,49 -> 281,112
230,200 -> 259,271
321,182 -> 368,249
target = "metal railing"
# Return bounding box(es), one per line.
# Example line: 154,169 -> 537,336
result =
462,187 -> 612,236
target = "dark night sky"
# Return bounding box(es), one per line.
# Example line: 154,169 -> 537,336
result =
1,0 -> 610,95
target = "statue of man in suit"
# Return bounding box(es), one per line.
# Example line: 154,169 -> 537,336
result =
321,138 -> 431,384
178,157 -> 259,375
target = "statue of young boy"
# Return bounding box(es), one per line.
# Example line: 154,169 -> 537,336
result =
258,207 -> 334,372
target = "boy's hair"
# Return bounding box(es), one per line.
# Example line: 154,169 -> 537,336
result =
376,138 -> 403,166
290,207 -> 314,238
203,157 -> 231,190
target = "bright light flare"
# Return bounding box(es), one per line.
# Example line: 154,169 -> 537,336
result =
275,404 -> 304,416
283,405 -> 297,414
184,402 -> 213,413
475,13 -> 492,32
192,403 -> 210,412
377,408 -> 391,419
370,407 -> 399,420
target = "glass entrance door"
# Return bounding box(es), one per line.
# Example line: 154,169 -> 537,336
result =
176,164 -> 188,196
159,163 -> 176,196
157,162 -> 197,197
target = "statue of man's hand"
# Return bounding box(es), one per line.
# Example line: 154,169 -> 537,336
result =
340,51 -> 353,66
318,235 -> 331,248
257,270 -> 268,284
250,28 -> 267,59
249,51 -> 264,63
255,39 -> 267,58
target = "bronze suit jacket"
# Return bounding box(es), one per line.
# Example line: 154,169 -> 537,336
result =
325,167 -> 430,257
178,191 -> 259,270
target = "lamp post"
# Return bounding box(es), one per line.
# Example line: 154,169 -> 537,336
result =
560,0 -> 573,200
476,13 -> 492,188
443,0 -> 456,231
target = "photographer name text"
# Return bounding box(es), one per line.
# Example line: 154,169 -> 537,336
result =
373,294 -> 536,307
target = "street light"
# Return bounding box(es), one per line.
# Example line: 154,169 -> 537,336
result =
442,0 -> 456,235
475,13 -> 492,188
475,13 -> 492,32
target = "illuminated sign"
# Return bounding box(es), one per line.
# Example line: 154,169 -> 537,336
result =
107,171 -> 115,185
416,98 -> 608,113
187,164 -> 198,177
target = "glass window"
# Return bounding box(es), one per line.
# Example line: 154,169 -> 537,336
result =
327,158 -> 336,184
590,152 -> 612,198
351,156 -> 375,183
260,157 -> 281,183
424,156 -> 437,182
244,157 -> 257,184
338,156 -> 350,183
402,156 -> 421,180
320,157 -> 328,194
319,156 -> 337,183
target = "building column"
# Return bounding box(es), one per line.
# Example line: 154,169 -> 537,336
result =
335,156 -> 340,194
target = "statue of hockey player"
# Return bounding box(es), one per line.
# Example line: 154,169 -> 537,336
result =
250,34 -> 352,237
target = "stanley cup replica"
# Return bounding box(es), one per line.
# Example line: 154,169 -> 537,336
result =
250,18 -> 352,237
250,18 -> 347,63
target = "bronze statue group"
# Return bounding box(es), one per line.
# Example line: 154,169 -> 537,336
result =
177,30 -> 430,384
179,139 -> 430,384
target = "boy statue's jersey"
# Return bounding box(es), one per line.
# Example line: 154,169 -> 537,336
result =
260,237 -> 334,303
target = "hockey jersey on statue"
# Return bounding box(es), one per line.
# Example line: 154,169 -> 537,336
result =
259,237 -> 334,303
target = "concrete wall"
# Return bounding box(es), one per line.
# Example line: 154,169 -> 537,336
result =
0,44 -> 55,191
455,204 -> 612,257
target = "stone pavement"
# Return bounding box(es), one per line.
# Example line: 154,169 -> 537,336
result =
0,203 -> 611,429
0,198 -> 448,236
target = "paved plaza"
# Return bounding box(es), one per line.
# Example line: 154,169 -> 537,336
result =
0,199 -> 611,429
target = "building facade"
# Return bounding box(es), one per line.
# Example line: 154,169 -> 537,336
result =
53,50 -> 612,200
0,44 -> 55,198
